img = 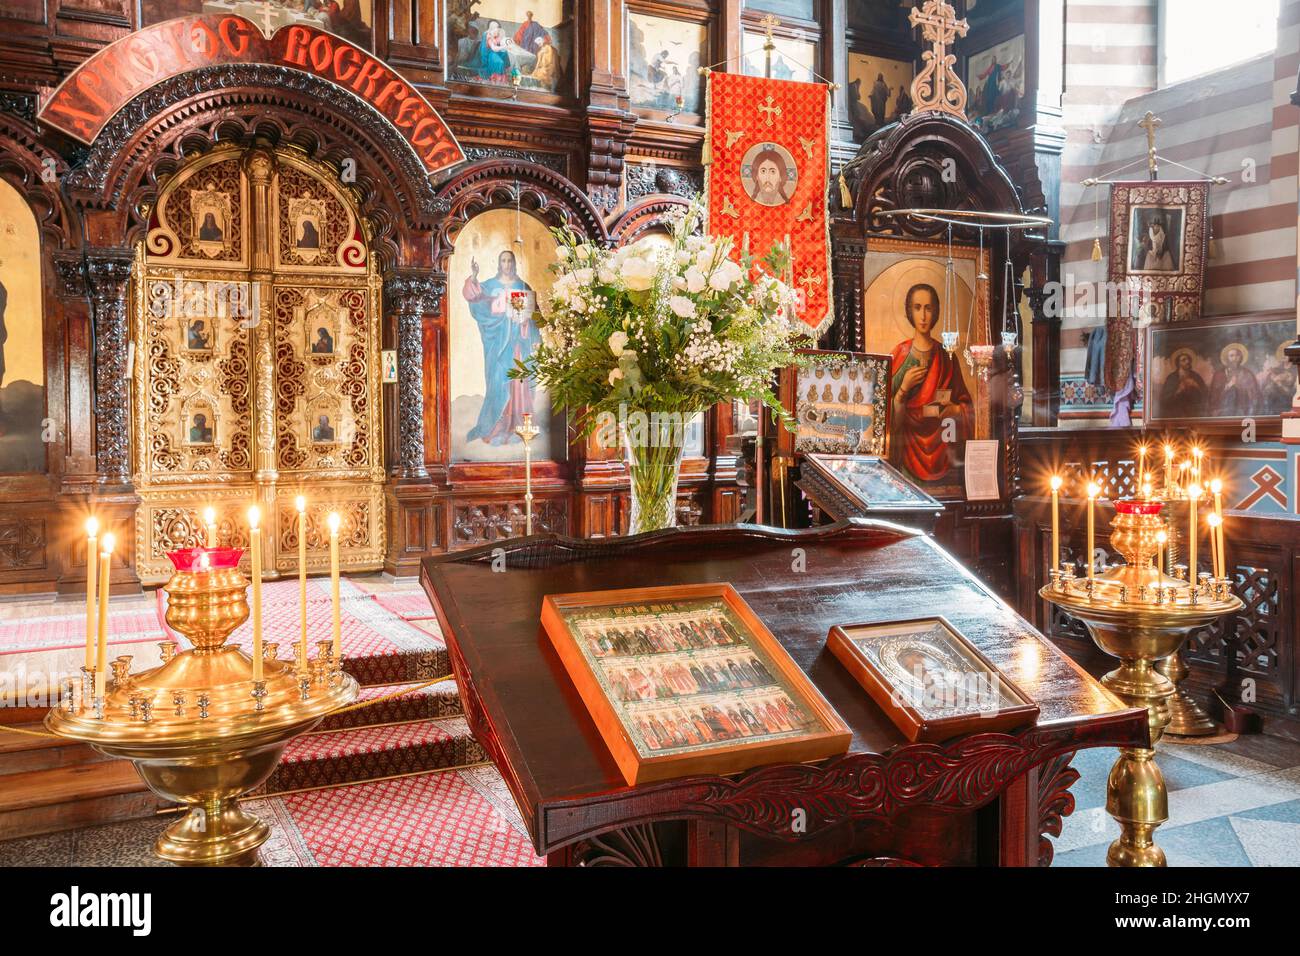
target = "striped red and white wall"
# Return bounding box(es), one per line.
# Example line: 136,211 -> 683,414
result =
1054,0 -> 1299,421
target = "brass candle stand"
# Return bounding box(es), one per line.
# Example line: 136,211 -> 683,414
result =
1040,499 -> 1240,866
46,547 -> 357,866
1149,494 -> 1220,736
515,411 -> 540,535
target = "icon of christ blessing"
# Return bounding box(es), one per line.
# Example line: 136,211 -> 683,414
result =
461,249 -> 542,446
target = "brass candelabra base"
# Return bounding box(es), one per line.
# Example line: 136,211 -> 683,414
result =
1155,650 -> 1219,737
46,555 -> 358,865
1041,499 -> 1240,866
1041,575 -> 1240,866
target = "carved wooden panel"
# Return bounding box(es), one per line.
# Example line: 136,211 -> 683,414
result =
451,498 -> 569,547
138,281 -> 254,477
272,284 -> 379,476
0,515 -> 46,571
272,159 -> 367,273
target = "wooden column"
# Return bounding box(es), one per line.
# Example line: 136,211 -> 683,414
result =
382,270 -> 440,575
86,249 -> 134,486
584,0 -> 634,215
84,247 -> 141,591
383,271 -> 442,480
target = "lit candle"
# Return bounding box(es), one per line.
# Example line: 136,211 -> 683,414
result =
95,532 -> 115,701
1086,481 -> 1100,584
1156,529 -> 1168,584
1163,443 -> 1174,488
248,505 -> 263,682
203,506 -> 217,548
84,517 -> 98,672
1207,512 -> 1223,579
1210,479 -> 1225,579
296,495 -> 308,671
1138,444 -> 1147,485
328,512 -> 341,660
1188,483 -> 1202,580
1142,479 -> 1153,501
1192,446 -> 1203,483
1049,476 -> 1062,577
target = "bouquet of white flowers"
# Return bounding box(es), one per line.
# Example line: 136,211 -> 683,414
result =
512,200 -> 812,532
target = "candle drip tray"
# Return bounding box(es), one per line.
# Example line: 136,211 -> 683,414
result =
48,648 -> 355,746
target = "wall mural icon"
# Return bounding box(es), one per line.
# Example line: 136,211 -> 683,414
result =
0,179 -> 46,474
449,0 -> 569,93
143,1 -> 375,49
628,13 -> 706,113
448,208 -> 560,463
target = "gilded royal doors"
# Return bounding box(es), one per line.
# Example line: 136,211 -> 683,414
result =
133,147 -> 384,583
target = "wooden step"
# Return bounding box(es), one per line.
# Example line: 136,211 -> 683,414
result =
315,680 -> 463,732
0,761 -> 158,842
257,716 -> 488,794
0,725 -> 109,776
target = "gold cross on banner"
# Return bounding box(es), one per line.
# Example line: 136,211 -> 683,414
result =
908,0 -> 970,120
797,268 -> 822,294
1139,111 -> 1162,178
757,95 -> 782,127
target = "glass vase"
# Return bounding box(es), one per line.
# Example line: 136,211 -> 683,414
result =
622,417 -> 689,535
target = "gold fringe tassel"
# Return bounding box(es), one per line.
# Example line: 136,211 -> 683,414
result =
839,173 -> 852,209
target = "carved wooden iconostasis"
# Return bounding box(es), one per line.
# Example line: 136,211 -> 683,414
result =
0,0 -> 1060,595
133,146 -> 385,584
820,111 -> 1043,590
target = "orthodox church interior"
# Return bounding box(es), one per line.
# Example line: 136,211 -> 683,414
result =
0,0 -> 1297,881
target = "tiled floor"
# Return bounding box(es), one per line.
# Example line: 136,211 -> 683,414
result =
1053,736 -> 1300,866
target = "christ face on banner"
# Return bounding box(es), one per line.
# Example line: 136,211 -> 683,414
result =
740,142 -> 797,208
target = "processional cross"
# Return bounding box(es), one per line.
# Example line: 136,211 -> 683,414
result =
1138,111 -> 1162,180
759,14 -> 781,79
907,0 -> 970,120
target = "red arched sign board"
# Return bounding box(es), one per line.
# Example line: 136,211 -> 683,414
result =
38,15 -> 465,177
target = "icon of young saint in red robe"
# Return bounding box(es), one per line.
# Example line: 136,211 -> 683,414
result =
887,283 -> 973,484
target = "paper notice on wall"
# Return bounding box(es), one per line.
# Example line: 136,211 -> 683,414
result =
964,440 -> 1001,501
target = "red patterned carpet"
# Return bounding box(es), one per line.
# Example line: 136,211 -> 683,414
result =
0,764 -> 546,867
0,576 -> 549,866
266,766 -> 544,867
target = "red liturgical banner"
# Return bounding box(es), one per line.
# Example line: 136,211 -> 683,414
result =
39,15 -> 465,177
704,71 -> 832,334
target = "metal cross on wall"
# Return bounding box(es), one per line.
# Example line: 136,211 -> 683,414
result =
907,0 -> 970,120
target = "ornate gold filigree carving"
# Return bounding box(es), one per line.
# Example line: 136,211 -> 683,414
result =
133,146 -> 387,583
